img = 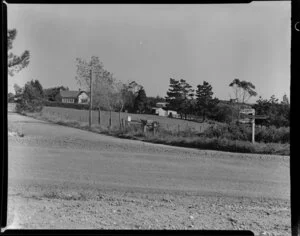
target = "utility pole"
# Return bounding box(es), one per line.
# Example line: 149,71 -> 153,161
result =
251,110 -> 255,144
89,68 -> 93,128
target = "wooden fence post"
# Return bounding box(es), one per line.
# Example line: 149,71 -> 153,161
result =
109,110 -> 112,129
98,107 -> 101,125
119,111 -> 121,129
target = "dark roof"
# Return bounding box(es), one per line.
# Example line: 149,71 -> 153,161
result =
60,90 -> 87,98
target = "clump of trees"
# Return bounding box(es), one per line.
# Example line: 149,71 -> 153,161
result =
15,80 -> 45,113
253,94 -> 290,127
165,78 -> 194,119
165,78 -> 220,121
75,56 -> 163,115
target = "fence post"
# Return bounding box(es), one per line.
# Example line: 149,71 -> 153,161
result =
109,110 -> 112,129
252,118 -> 255,144
119,111 -> 121,129
98,107 -> 101,125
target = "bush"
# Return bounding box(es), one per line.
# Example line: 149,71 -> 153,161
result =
209,103 -> 237,123
255,126 -> 290,143
16,99 -> 44,113
203,123 -> 289,144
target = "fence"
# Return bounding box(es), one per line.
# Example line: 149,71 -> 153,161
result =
42,106 -> 210,133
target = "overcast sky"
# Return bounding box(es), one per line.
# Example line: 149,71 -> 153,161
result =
7,3 -> 290,102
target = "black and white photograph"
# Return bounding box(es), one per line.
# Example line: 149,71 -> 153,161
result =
6,2 -> 290,235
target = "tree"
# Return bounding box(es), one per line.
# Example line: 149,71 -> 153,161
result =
229,78 -> 257,104
13,83 -> 22,95
8,29 -> 30,76
128,81 -> 143,94
281,94 -> 289,106
16,80 -> 44,113
75,56 -> 118,111
165,78 -> 182,112
195,81 -> 219,121
8,93 -> 15,102
253,95 -> 289,127
179,79 -> 194,119
118,81 -> 143,113
165,78 -> 194,119
134,87 -> 147,113
229,78 -> 257,120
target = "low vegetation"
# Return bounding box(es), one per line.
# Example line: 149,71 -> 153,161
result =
25,110 -> 289,156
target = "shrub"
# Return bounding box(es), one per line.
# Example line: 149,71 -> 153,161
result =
255,126 -> 290,143
16,99 -> 44,113
203,123 -> 289,144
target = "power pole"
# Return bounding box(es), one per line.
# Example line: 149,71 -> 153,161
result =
251,111 -> 255,144
89,68 -> 93,128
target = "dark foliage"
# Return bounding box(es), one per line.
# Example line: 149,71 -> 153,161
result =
43,101 -> 90,110
16,80 -> 44,113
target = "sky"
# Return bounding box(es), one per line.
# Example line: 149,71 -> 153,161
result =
7,2 -> 290,103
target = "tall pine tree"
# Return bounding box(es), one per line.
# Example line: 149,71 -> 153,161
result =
134,87 -> 147,113
179,79 -> 194,119
195,81 -> 218,121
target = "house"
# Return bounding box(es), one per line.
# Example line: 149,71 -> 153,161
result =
167,110 -> 179,118
152,107 -> 168,116
56,90 -> 90,104
152,107 -> 179,118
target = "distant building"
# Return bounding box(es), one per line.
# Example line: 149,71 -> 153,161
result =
56,90 -> 90,104
156,102 -> 169,108
152,107 -> 168,116
152,107 -> 179,118
167,110 -> 178,118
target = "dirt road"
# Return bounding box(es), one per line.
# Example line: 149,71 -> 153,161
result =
7,112 -> 290,235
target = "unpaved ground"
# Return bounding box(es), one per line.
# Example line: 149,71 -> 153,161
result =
6,112 -> 290,235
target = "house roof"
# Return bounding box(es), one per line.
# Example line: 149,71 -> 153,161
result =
152,107 -> 167,110
60,90 -> 87,98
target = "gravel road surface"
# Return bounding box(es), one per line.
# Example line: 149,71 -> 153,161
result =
7,112 -> 290,235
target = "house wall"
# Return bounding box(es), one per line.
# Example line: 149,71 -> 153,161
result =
78,92 -> 89,104
157,108 -> 167,116
167,110 -> 179,118
62,98 -> 76,103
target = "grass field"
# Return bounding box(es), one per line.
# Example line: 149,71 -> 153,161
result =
42,106 -> 210,133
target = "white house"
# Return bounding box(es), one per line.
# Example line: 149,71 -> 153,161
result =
57,90 -> 90,104
152,107 -> 167,116
152,107 -> 179,118
167,110 -> 179,118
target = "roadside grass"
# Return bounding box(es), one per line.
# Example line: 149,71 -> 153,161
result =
8,123 -> 25,137
25,111 -> 289,156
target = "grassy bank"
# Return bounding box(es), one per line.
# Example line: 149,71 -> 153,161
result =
24,111 -> 289,156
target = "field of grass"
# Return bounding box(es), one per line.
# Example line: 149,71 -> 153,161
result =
24,107 -> 290,155
42,106 -> 210,133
